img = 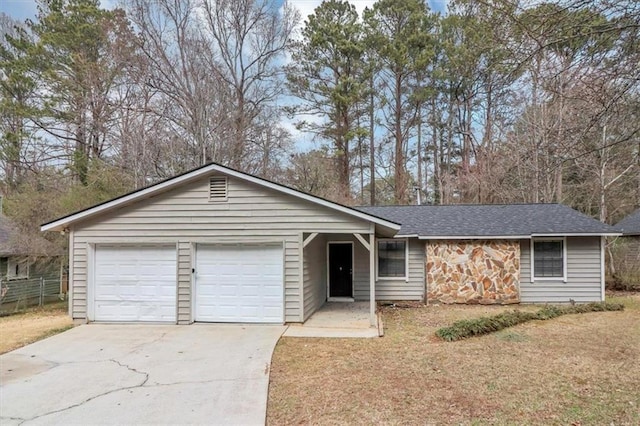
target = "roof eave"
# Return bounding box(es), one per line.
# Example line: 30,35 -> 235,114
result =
530,232 -> 621,237
417,235 -> 530,240
415,232 -> 621,239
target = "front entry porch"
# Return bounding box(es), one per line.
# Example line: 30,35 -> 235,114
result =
284,302 -> 381,338
300,231 -> 379,326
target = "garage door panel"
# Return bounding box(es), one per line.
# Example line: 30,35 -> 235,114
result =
195,244 -> 283,323
93,245 -> 177,322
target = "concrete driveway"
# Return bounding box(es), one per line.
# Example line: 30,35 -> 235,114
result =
0,324 -> 286,425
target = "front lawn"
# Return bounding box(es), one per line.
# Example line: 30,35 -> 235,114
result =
0,301 -> 74,354
267,295 -> 640,425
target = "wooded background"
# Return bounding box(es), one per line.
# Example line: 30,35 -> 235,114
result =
0,0 -> 638,256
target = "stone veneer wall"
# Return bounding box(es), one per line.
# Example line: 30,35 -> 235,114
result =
426,240 -> 520,304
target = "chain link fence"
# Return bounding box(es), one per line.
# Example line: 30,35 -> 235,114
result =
0,276 -> 63,315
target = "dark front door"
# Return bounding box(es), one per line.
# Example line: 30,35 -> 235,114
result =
329,243 -> 353,298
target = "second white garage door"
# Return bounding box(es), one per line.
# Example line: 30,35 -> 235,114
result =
195,244 -> 284,323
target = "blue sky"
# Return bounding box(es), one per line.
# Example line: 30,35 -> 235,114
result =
0,0 -> 38,21
1,0 -> 449,22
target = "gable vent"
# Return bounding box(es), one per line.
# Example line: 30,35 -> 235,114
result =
209,176 -> 228,201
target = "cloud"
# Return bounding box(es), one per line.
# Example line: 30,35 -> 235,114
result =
288,0 -> 376,27
289,0 -> 449,25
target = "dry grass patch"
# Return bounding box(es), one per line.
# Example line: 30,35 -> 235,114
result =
268,296 -> 640,425
0,301 -> 74,354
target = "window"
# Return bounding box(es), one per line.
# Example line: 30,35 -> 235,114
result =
7,258 -> 29,280
377,239 -> 407,278
533,239 -> 565,279
209,176 -> 228,201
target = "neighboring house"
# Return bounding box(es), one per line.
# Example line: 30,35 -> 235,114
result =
0,216 -> 63,305
0,216 -> 30,280
613,208 -> 640,266
41,163 -> 619,326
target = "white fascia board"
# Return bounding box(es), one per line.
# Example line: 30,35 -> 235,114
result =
417,232 -> 620,240
531,232 -> 621,237
41,163 -> 401,232
394,234 -> 418,238
418,235 -> 530,240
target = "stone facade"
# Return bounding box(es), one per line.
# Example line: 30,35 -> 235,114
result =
426,240 -> 520,304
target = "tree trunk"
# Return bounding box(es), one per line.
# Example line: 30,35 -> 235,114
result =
417,108 -> 422,202
337,108 -> 351,201
394,73 -> 406,204
369,76 -> 376,206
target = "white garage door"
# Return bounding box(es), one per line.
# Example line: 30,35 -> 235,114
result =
195,244 -> 284,323
93,245 -> 177,322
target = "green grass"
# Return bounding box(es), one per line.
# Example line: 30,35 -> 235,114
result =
436,302 -> 624,341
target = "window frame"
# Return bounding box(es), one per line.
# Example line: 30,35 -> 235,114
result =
7,257 -> 30,280
376,238 -> 409,281
530,237 -> 567,282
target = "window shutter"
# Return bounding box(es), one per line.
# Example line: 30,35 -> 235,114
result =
209,176 -> 228,201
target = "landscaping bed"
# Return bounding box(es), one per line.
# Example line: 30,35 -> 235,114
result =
436,302 -> 624,341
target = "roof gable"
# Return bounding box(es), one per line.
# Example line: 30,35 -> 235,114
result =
41,163 -> 401,232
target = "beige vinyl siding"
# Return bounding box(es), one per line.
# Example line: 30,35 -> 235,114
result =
352,237 -> 424,301
71,242 -> 87,319
70,175 -> 371,323
300,234 -> 424,305
177,242 -> 191,324
302,234 -> 327,321
520,237 -> 602,303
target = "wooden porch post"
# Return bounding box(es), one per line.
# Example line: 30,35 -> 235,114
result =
369,228 -> 376,327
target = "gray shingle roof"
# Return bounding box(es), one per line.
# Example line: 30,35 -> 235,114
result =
614,208 -> 640,236
356,204 -> 617,238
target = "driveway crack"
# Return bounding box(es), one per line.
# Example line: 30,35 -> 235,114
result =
1,416 -> 26,422
125,331 -> 170,355
108,359 -> 150,385
145,377 -> 264,387
17,359 -> 148,425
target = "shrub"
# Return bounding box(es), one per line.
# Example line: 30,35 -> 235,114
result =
435,302 -> 624,342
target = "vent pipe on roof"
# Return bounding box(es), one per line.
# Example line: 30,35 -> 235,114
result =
413,187 -> 421,206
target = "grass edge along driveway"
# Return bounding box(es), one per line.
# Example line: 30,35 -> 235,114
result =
267,295 -> 640,425
0,302 -> 74,354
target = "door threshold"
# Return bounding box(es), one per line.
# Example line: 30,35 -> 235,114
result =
327,297 -> 355,302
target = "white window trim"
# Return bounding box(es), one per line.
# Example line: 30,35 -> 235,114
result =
376,238 -> 409,282
7,258 -> 29,280
530,237 -> 567,283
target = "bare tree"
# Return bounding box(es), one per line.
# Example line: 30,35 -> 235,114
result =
200,0 -> 298,168
124,0 -> 232,172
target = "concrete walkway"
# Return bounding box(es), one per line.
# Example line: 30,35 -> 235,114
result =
284,302 -> 382,338
0,324 -> 286,425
